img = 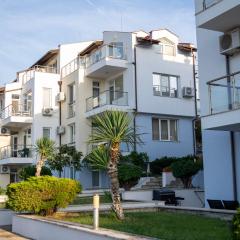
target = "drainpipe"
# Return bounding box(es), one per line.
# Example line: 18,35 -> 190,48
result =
133,45 -> 138,152
225,55 -> 237,201
192,49 -> 198,156
58,81 -> 62,147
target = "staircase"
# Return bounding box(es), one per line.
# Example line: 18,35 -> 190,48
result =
140,177 -> 162,190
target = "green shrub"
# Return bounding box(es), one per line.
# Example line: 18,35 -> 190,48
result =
171,156 -> 202,188
6,176 -> 81,215
0,187 -> 6,195
120,151 -> 149,169
19,165 -> 52,180
233,208 -> 240,240
118,163 -> 142,190
150,156 -> 178,175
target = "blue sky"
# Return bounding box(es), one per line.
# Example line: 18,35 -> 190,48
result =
0,0 -> 196,85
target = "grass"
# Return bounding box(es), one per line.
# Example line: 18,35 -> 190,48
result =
57,211 -> 233,240
71,194 -> 112,205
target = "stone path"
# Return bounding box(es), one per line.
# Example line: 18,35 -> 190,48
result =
0,227 -> 29,240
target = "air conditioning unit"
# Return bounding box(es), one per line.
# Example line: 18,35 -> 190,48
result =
57,126 -> 65,135
1,127 -> 10,135
182,87 -> 194,98
56,92 -> 65,102
219,28 -> 240,55
42,108 -> 53,116
0,166 -> 10,174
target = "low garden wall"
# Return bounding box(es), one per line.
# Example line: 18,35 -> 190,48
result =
0,209 -> 14,226
12,215 -> 156,240
122,189 -> 204,208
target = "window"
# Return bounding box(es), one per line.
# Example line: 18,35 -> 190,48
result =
69,166 -> 75,179
152,118 -> 178,141
109,42 -> 124,59
12,94 -> 20,100
68,83 -> 75,104
68,83 -> 75,118
69,123 -> 75,143
43,127 -> 51,139
153,73 -> 178,97
93,82 -> 100,97
0,99 -> 3,110
11,94 -> 20,113
23,92 -> 32,113
92,170 -> 100,188
43,88 -> 52,108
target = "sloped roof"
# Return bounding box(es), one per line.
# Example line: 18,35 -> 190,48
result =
78,41 -> 103,56
30,49 -> 59,67
178,43 -> 197,52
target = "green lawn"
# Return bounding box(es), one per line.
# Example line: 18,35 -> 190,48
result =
59,211 -> 232,240
71,195 -> 112,205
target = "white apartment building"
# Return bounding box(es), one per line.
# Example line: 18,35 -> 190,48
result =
195,0 -> 240,205
60,29 -> 197,189
0,28 -> 197,189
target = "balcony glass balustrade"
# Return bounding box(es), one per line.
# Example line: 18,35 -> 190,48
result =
85,44 -> 126,68
21,65 -> 58,84
195,0 -> 223,14
208,71 -> 240,114
0,145 -> 34,160
0,104 -> 32,120
86,90 -> 128,112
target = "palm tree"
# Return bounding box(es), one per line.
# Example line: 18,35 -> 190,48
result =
35,138 -> 55,177
87,111 -> 142,220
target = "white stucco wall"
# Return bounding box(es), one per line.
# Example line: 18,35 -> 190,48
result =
195,2 -> 240,205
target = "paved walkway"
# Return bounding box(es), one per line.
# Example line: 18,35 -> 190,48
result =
0,227 -> 29,240
62,201 -> 164,212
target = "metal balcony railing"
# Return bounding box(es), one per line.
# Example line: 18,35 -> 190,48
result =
21,65 -> 58,84
86,90 -> 128,112
195,0 -> 223,14
0,104 -> 32,120
61,57 -> 85,78
208,71 -> 240,114
153,85 -> 178,98
85,44 -> 126,68
0,145 -> 34,160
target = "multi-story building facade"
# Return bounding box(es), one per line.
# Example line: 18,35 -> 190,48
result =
60,29 -> 197,188
0,42 -> 91,187
195,0 -> 240,204
0,29 -> 197,189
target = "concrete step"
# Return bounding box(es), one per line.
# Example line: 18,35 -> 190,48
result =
141,186 -> 162,190
145,182 -> 161,186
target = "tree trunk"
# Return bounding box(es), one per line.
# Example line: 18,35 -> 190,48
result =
35,156 -> 45,177
108,142 -> 124,220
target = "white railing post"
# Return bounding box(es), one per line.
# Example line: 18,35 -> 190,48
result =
93,194 -> 99,230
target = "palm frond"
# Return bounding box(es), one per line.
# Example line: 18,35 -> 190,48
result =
35,137 -> 55,159
84,145 -> 109,170
88,111 -> 143,147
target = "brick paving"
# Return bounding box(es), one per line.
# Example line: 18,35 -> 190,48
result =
0,227 -> 29,240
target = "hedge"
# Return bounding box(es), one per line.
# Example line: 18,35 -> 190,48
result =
6,176 -> 81,215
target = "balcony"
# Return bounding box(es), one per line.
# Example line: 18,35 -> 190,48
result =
85,90 -> 129,118
84,44 -> 128,78
195,0 -> 240,32
202,71 -> 240,130
21,65 -> 58,84
0,104 -> 32,129
0,145 -> 35,165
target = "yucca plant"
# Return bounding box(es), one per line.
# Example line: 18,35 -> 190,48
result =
35,138 -> 55,177
87,111 -> 142,220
